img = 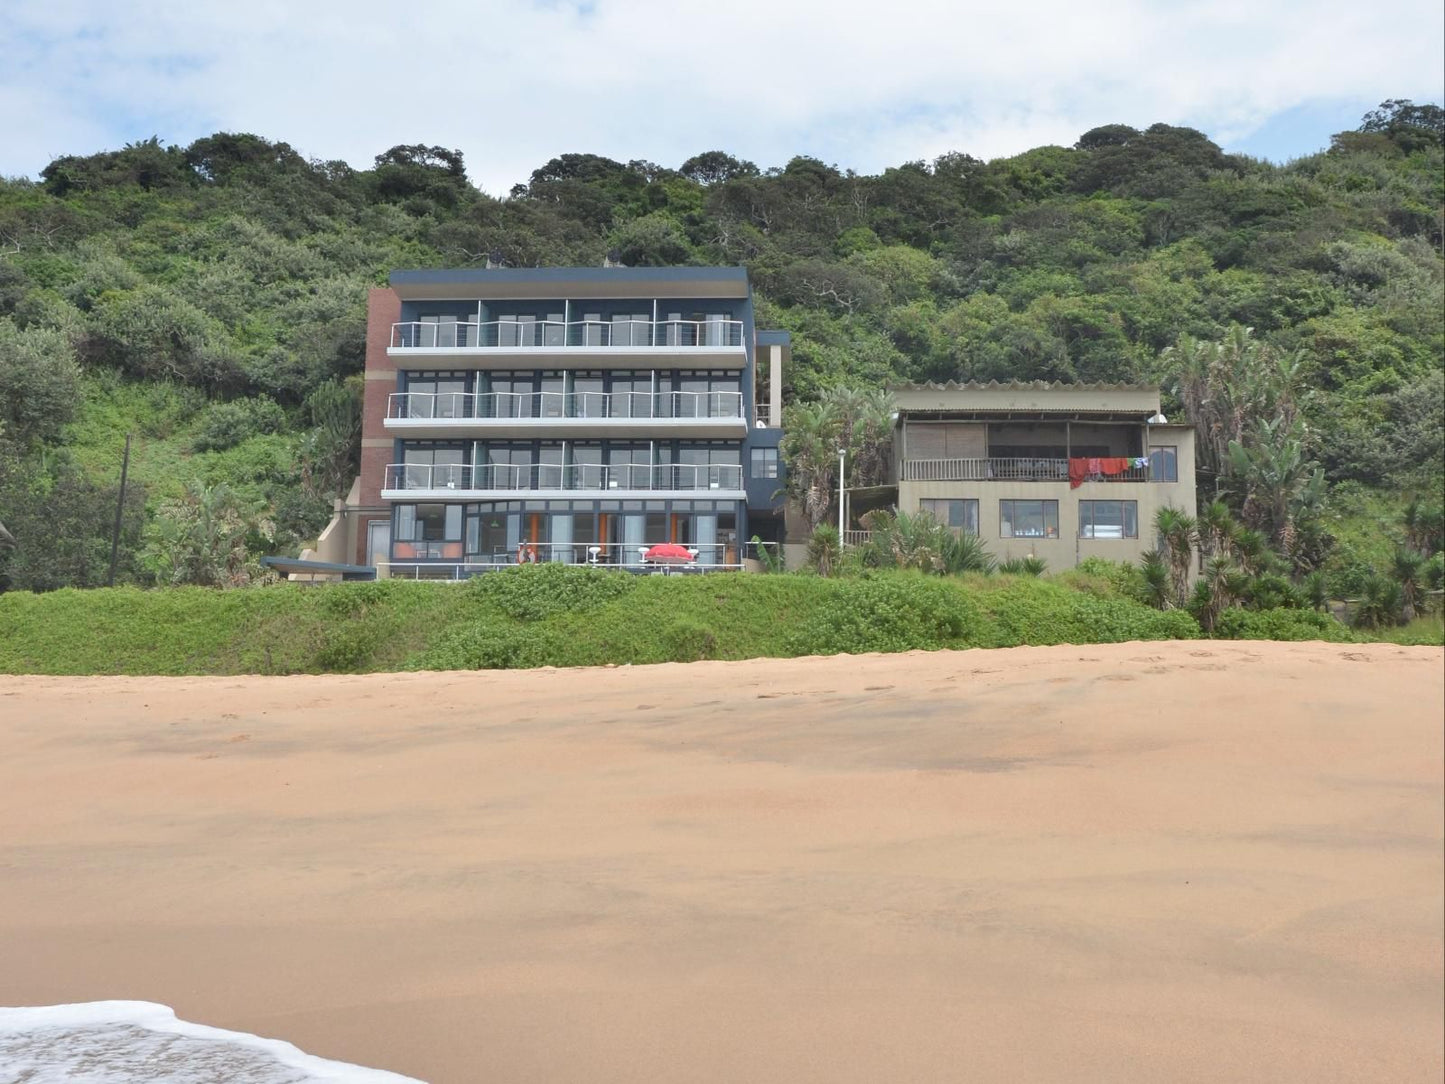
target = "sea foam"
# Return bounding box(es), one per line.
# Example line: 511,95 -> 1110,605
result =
0,1001 -> 424,1083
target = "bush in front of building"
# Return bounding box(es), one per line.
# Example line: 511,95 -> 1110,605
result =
465,562 -> 637,622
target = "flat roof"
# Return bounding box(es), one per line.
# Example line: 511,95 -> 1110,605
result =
755,329 -> 792,346
389,266 -> 751,301
261,556 -> 377,580
890,381 -> 1161,417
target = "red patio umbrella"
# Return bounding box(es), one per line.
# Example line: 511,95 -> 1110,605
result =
642,543 -> 697,565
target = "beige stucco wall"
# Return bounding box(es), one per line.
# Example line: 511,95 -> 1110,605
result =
897,425 -> 1196,571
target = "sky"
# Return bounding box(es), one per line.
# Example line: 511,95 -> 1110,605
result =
2,0 -> 1441,196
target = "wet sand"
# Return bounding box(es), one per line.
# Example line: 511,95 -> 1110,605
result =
1,640 -> 1441,1082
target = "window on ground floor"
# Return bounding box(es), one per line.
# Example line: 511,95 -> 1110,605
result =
1078,500 -> 1138,539
1000,499 -> 1059,539
920,498 -> 979,536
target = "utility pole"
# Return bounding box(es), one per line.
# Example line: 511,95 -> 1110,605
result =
836,447 -> 846,541
107,433 -> 131,588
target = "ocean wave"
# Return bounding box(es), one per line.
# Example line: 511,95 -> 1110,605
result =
0,1001 -> 424,1083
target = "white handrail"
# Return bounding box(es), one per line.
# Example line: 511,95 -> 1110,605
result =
390,318 -> 746,350
901,457 -> 1151,482
384,539 -> 778,578
384,461 -> 746,492
386,390 -> 745,420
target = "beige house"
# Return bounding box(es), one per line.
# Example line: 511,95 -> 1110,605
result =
886,382 -> 1197,570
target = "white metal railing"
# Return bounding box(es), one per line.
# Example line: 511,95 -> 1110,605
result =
902,457 -> 1150,482
384,540 -> 778,578
841,530 -> 874,548
390,318 -> 746,350
387,390 -> 745,421
384,461 -> 745,493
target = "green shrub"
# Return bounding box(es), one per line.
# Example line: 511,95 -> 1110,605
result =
787,574 -> 982,655
465,563 -> 637,621
665,617 -> 719,662
412,622 -> 554,670
1240,573 -> 1305,611
193,396 -> 287,452
978,578 -> 1198,646
1213,607 -> 1352,642
1058,557 -> 1149,603
999,555 -> 1046,576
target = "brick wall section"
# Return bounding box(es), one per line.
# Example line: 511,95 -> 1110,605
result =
360,287 -> 401,507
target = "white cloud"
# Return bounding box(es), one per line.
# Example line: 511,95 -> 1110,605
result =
2,0 -> 1441,192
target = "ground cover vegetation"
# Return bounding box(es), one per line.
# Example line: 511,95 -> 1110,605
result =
0,559 -> 1431,677
0,102 -> 1440,640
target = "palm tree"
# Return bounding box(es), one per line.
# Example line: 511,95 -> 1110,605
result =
1354,574 -> 1404,630
1391,548 -> 1426,622
860,509 -> 947,573
1139,550 -> 1170,609
942,530 -> 995,575
807,524 -> 841,577
1154,506 -> 1197,609
779,399 -> 840,531
1191,556 -> 1249,633
1227,417 -> 1324,555
1196,500 -> 1237,562
780,386 -> 898,533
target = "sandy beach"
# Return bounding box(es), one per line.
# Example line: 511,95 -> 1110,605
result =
0,639 -> 1441,1082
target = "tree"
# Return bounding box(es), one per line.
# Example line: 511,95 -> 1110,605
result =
1391,548 -> 1426,622
0,445 -> 147,592
0,322 -> 81,449
145,482 -> 273,587
679,151 -> 759,186
1075,124 -> 1140,151
1154,506 -> 1197,609
302,378 -> 361,499
780,386 -> 896,531
779,399 -> 839,530
1358,100 -> 1445,152
1226,418 -> 1325,555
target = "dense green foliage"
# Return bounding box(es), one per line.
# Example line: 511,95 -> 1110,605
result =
0,104 -> 1441,592
3,564 -> 1430,677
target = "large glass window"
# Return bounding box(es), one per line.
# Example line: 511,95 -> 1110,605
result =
400,444 -> 467,489
750,447 -> 779,479
1078,500 -> 1138,539
402,371 -> 469,418
1149,446 -> 1178,482
608,444 -> 652,489
394,503 -> 463,547
1000,499 -> 1059,539
920,498 -> 979,535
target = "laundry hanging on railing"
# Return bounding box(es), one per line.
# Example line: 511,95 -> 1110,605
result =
1068,457 -> 1134,489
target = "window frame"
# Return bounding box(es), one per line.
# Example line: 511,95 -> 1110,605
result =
1077,499 -> 1139,539
919,497 -> 979,536
999,499 -> 1060,539
1149,445 -> 1179,483
750,447 -> 780,479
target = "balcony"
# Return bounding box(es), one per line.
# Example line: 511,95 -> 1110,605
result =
384,390 -> 747,439
381,461 -> 746,500
387,318 -> 747,369
386,540 -> 762,578
902,457 -> 1151,483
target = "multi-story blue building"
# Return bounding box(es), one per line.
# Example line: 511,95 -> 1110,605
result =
343,266 -> 787,577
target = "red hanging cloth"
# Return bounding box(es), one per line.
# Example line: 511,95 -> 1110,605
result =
1069,457 -> 1132,488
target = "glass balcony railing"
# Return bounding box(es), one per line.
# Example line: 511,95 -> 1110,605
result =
390,318 -> 745,350
386,390 -> 745,421
383,461 -> 745,493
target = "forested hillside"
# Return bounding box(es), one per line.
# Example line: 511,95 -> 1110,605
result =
0,102 -> 1440,595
